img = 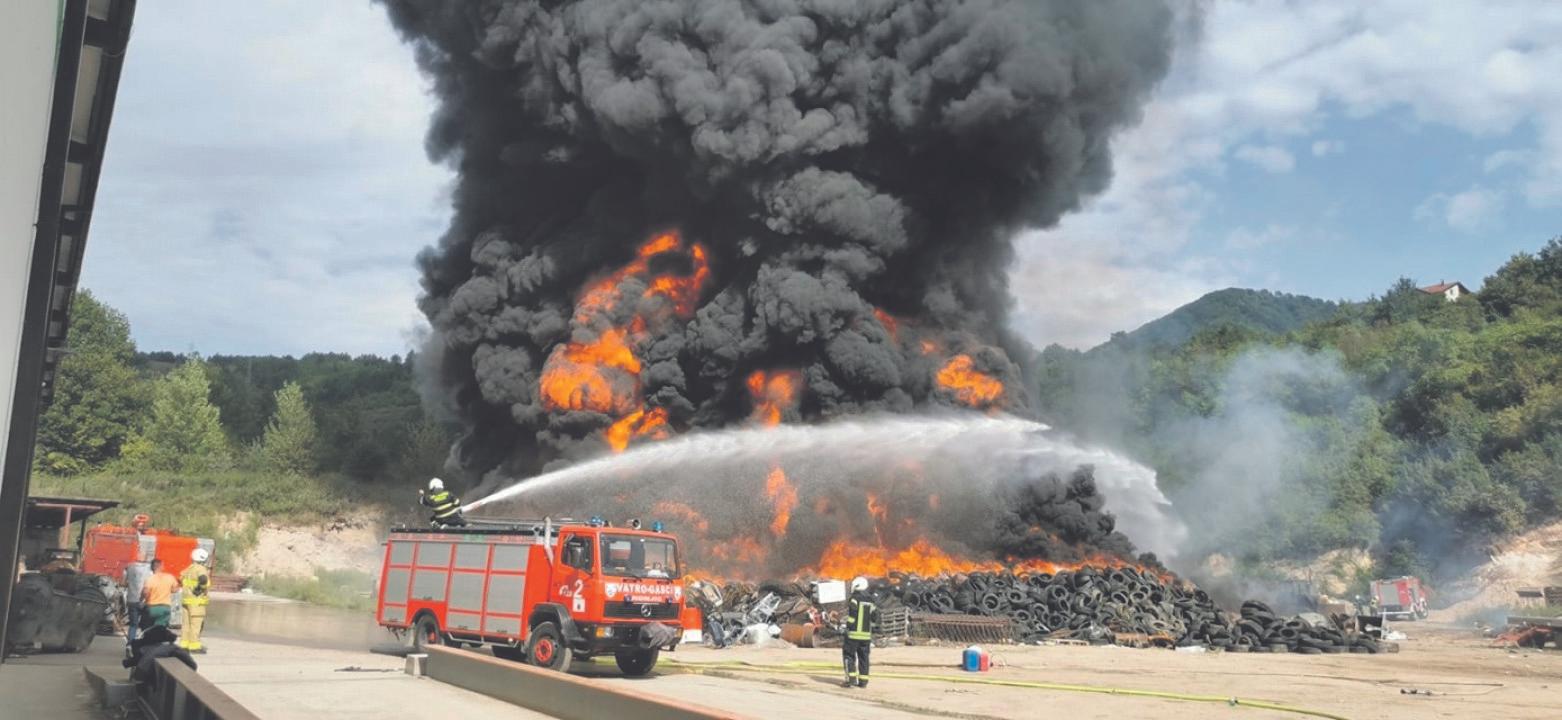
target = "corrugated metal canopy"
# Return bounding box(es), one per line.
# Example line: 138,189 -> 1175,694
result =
37,0 -> 136,405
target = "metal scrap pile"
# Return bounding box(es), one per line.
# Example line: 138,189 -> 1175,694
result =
691,568 -> 1389,653
688,581 -> 826,647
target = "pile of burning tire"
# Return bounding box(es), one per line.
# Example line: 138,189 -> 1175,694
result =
876,568 -> 1385,653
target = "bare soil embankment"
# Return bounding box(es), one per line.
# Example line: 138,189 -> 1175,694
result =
226,509 -> 385,578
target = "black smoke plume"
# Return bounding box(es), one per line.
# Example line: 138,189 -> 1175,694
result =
382,0 -> 1177,485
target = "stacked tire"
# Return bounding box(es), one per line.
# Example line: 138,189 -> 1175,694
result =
885,567 -> 1230,647
1230,601 -> 1380,654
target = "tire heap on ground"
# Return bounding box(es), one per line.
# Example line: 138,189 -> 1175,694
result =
1229,600 -> 1382,654
884,567 -> 1216,645
707,570 -> 1384,654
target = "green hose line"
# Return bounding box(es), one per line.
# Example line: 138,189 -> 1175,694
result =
664,659 -> 1352,720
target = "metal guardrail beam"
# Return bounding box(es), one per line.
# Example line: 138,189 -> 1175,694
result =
135,658 -> 260,720
422,645 -> 747,720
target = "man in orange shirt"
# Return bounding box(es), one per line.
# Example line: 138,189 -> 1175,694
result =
140,559 -> 179,628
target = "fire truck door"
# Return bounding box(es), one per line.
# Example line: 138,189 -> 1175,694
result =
553,533 -> 594,615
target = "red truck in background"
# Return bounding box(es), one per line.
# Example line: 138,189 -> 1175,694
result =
1371,576 -> 1429,621
80,514 -> 214,631
82,520 -> 212,581
377,518 -> 685,676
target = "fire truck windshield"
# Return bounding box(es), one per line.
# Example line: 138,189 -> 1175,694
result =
601,534 -> 679,579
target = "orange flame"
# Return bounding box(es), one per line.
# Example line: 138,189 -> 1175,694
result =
919,338 -> 940,355
706,535 -> 767,565
764,467 -> 798,537
604,407 -> 671,452
539,328 -> 642,415
541,231 -> 711,452
746,369 -> 801,426
645,243 -> 710,316
651,500 -> 709,533
873,308 -> 899,341
936,354 -> 1003,407
807,537 -> 1154,581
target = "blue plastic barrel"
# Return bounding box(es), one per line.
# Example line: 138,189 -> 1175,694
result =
963,646 -> 982,672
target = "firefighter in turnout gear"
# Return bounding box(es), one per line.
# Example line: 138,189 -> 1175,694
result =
842,576 -> 879,688
419,478 -> 467,527
178,548 -> 211,653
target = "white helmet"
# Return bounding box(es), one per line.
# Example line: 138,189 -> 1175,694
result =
191,548 -> 210,564
850,576 -> 869,593
428,477 -> 444,491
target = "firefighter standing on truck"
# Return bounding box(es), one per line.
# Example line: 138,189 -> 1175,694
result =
842,576 -> 879,688
179,548 -> 211,653
419,478 -> 467,527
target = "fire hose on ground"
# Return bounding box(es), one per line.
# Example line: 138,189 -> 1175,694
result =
662,659 -> 1354,720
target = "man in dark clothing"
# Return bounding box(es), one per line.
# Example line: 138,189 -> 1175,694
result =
842,576 -> 879,688
124,626 -> 196,682
419,477 -> 467,527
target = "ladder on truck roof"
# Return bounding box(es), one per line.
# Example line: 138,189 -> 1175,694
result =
390,517 -> 591,536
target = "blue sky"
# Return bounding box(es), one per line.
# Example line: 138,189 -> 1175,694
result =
81,1 -> 1562,355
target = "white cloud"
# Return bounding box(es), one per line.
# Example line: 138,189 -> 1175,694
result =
1009,231 -> 1230,350
1234,144 -> 1296,173
82,0 -> 451,356
1225,224 -> 1297,250
1485,149 -> 1533,174
1010,1 -> 1562,350
1310,139 -> 1345,157
1414,186 -> 1505,233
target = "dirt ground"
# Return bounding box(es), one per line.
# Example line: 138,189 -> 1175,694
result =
226,510 -> 385,578
616,623 -> 1562,720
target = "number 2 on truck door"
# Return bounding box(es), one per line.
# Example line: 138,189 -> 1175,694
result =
555,532 -> 594,615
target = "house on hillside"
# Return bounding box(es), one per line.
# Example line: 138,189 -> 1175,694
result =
1420,280 -> 1471,302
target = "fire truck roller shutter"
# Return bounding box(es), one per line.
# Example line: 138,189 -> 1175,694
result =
415,542 -> 452,566
138,534 -> 157,562
382,606 -> 406,625
448,611 -> 482,632
389,541 -> 415,566
412,570 -> 448,602
486,616 -> 522,636
491,544 -> 529,572
485,576 -> 525,614
449,573 -> 484,611
454,543 -> 489,569
383,569 -> 411,605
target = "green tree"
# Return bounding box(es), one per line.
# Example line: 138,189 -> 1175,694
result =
260,381 -> 318,475
388,418 -> 454,485
121,357 -> 231,471
34,290 -> 149,473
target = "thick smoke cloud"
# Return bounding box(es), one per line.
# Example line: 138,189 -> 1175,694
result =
382,0 -> 1177,479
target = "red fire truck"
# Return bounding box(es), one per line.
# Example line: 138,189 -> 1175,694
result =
1371,576 -> 1429,621
377,518 -> 685,676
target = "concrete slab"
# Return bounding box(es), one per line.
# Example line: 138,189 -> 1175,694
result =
197,636 -> 556,720
1,640 -> 124,720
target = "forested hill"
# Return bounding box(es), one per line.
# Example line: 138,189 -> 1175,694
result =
1037,237 -> 1562,582
133,351 -> 430,481
1090,288 -> 1338,354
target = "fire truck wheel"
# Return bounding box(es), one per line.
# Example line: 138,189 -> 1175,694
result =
526,622 -> 572,672
615,648 -> 659,677
413,614 -> 444,651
